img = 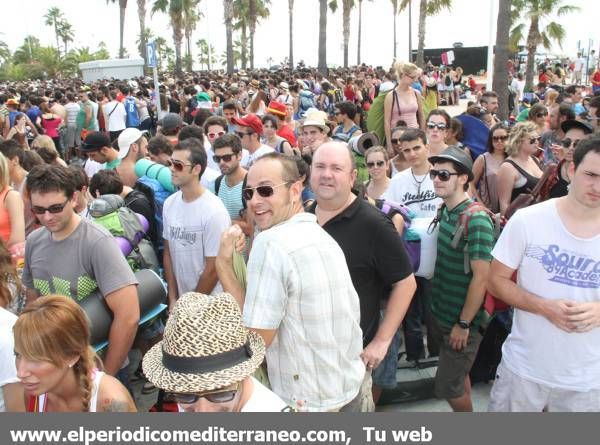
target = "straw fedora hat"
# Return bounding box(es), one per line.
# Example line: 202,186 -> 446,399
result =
299,108 -> 331,134
142,292 -> 266,393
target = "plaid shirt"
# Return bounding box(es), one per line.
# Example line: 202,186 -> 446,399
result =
243,213 -> 364,411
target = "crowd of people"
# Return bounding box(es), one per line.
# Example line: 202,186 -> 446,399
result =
0,55 -> 598,413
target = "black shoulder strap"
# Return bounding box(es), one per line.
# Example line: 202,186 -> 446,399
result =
214,174 -> 224,195
241,173 -> 248,210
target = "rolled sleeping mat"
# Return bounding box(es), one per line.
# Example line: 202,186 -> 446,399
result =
134,158 -> 177,193
348,132 -> 380,156
80,269 -> 167,346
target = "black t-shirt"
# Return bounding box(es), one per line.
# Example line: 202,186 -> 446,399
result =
125,189 -> 157,246
307,197 -> 413,346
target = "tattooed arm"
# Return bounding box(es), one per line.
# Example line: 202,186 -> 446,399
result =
97,374 -> 138,412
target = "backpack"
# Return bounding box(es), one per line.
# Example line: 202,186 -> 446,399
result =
297,90 -> 315,119
89,194 -> 159,273
374,199 -> 421,272
124,96 -> 141,128
214,173 -> 248,212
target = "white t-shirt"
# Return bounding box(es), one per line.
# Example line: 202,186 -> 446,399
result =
84,159 -> 105,179
162,190 -> 231,296
0,307 -> 18,412
241,145 -> 275,169
103,101 -> 127,132
492,199 -> 600,391
382,167 -> 442,279
65,102 -> 80,126
201,166 -> 220,190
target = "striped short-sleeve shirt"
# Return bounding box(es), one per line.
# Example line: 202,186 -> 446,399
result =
431,199 -> 495,329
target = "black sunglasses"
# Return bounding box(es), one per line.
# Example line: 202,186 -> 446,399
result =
168,384 -> 239,405
167,159 -> 194,172
213,153 -> 235,163
31,199 -> 70,215
429,169 -> 460,181
492,135 -> 509,142
529,136 -> 541,145
242,182 -> 289,201
367,160 -> 385,168
561,138 -> 581,149
427,122 -> 447,130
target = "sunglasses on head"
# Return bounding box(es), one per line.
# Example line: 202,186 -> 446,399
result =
168,383 -> 240,405
242,182 -> 289,201
207,131 -> 225,139
167,159 -> 194,172
529,136 -> 541,145
212,153 -> 235,163
561,138 -> 581,149
31,199 -> 70,215
427,122 -> 447,130
492,135 -> 509,142
429,169 -> 460,181
367,160 -> 385,168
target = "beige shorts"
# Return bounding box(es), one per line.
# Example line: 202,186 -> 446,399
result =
488,360 -> 600,412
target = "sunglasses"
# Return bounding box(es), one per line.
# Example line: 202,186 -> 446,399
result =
427,122 -> 447,130
391,138 -> 401,144
367,160 -> 386,168
212,153 -> 235,163
529,136 -> 541,145
492,135 -> 509,142
32,199 -> 70,215
242,182 -> 289,201
207,131 -> 225,139
561,138 -> 581,149
235,131 -> 254,138
536,113 -> 548,118
167,159 -> 194,172
168,383 -> 240,405
429,169 -> 460,181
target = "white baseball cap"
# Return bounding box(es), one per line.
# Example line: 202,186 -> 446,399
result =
117,128 -> 147,159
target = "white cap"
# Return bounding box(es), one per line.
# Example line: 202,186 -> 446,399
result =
117,128 -> 146,160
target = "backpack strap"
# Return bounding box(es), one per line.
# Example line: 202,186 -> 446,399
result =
214,174 -> 224,195
241,173 -> 248,210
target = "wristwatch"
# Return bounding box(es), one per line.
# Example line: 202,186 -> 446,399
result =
457,319 -> 471,330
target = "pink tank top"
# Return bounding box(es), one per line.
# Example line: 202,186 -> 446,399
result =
389,88 -> 419,129
0,187 -> 12,243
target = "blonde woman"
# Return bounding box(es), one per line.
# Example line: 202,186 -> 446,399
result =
384,62 -> 425,154
0,153 -> 24,253
497,121 -> 544,215
31,136 -> 67,167
15,295 -> 136,412
364,146 -> 391,199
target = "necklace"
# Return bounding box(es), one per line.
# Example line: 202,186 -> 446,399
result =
411,168 -> 427,195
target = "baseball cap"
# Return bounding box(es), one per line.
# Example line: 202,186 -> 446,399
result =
6,98 -> 19,106
81,131 -> 111,152
561,119 -> 593,135
231,113 -> 263,135
158,113 -> 184,132
117,128 -> 147,159
429,145 -> 474,180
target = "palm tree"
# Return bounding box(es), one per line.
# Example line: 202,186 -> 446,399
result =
154,36 -> 168,69
12,36 -> 41,65
340,0 -> 354,68
318,0 -> 337,75
95,42 -> 112,60
183,0 -> 202,71
43,7 -> 65,55
107,0 -> 128,58
233,0 -> 249,69
196,38 -> 214,70
391,0 -> 399,60
152,0 -> 185,76
0,41 -> 11,65
137,0 -> 148,64
247,0 -> 270,70
288,0 -> 294,70
224,0 -> 234,74
57,21 -> 75,56
493,0 -> 511,120
510,0 -> 579,90
400,0 -> 451,68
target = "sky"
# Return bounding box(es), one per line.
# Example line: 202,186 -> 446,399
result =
2,0 -> 598,69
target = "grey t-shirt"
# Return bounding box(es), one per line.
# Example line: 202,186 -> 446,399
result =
22,218 -> 138,301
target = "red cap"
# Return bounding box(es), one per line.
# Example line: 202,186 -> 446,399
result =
266,100 -> 287,117
231,113 -> 263,135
